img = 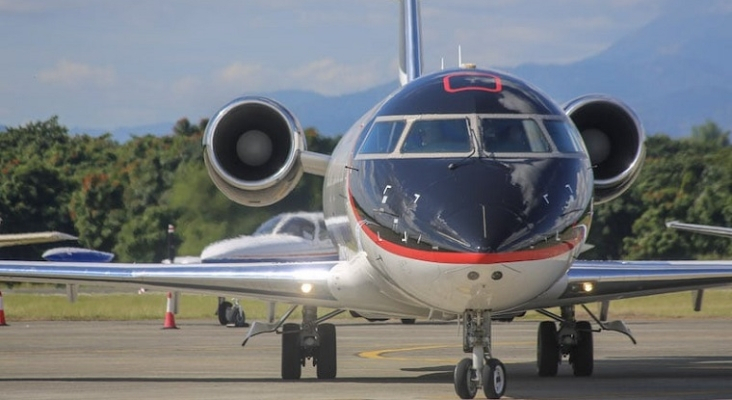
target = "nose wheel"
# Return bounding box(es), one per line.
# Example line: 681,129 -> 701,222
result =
453,310 -> 507,399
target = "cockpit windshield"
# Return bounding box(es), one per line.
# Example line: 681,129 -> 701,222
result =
401,119 -> 472,153
480,118 -> 550,153
542,119 -> 585,153
357,120 -> 405,154
355,114 -> 585,158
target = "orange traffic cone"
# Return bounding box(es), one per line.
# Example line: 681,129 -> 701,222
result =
0,290 -> 8,326
162,292 -> 178,329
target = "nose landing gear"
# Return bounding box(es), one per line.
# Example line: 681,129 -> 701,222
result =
454,310 -> 507,399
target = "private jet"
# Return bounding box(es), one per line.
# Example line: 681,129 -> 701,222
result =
3,1 -> 732,398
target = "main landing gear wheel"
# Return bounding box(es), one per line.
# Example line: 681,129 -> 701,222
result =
217,300 -> 248,327
454,358 -> 478,399
537,321 -> 559,377
482,359 -> 506,399
570,321 -> 593,377
217,301 -> 232,326
316,323 -> 337,379
281,323 -> 302,380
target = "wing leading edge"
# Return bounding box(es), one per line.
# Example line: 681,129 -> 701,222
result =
0,231 -> 78,248
523,259 -> 732,310
0,260 -> 339,305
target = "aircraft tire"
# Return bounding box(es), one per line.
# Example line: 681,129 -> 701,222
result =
453,357 -> 478,399
316,323 -> 337,379
537,321 -> 559,377
482,358 -> 507,399
217,301 -> 232,326
400,318 -> 416,324
281,323 -> 302,380
570,321 -> 593,377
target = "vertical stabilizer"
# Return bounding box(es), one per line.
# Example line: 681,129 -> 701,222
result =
399,0 -> 423,85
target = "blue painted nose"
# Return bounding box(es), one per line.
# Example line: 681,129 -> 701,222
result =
349,156 -> 592,254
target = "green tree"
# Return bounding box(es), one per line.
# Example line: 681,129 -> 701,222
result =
687,120 -> 730,148
68,173 -> 126,252
113,205 -> 181,262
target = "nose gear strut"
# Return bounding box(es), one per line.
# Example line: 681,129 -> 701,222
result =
454,309 -> 507,399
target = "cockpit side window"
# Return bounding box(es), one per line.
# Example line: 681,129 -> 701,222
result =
543,120 -> 585,153
401,119 -> 472,153
357,120 -> 405,155
481,118 -> 549,153
254,215 -> 283,235
279,218 -> 315,240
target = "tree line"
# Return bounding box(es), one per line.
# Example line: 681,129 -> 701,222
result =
0,117 -> 338,262
0,117 -> 730,262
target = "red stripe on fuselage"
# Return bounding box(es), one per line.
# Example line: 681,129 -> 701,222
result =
360,221 -> 577,264
348,189 -> 579,265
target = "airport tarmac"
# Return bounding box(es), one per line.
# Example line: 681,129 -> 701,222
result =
1,318 -> 732,400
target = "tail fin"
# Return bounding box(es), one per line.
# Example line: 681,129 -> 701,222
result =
399,0 -> 423,85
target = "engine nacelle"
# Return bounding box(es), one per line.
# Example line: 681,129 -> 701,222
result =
203,96 -> 306,207
564,95 -> 646,204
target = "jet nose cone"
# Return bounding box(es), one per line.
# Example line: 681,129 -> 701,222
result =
441,202 -> 526,253
350,156 -> 592,255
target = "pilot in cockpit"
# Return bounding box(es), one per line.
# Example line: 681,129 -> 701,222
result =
418,123 -> 444,150
403,120 -> 471,153
403,121 -> 446,152
482,119 -> 530,153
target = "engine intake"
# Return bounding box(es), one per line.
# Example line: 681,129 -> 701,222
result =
203,96 -> 306,207
565,95 -> 646,204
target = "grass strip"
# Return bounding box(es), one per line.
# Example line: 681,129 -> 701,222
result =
2,288 -> 731,321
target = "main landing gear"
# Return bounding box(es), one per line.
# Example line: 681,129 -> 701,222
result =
216,297 -> 248,327
242,305 -> 344,380
536,306 -> 593,377
535,304 -> 636,378
454,310 -> 506,399
281,306 -> 338,379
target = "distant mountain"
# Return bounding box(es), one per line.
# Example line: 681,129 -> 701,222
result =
49,3 -> 732,140
511,2 -> 732,136
262,82 -> 398,137
265,3 -> 732,138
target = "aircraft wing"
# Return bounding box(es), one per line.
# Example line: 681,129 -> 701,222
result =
526,259 -> 732,310
0,260 -> 340,306
665,220 -> 732,238
0,232 -> 78,248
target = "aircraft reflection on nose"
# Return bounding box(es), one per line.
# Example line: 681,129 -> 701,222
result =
350,155 -> 591,255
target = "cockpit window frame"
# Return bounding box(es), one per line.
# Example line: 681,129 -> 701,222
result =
478,114 -> 552,156
355,116 -> 407,156
399,116 -> 475,156
542,117 -> 588,154
354,113 -> 586,161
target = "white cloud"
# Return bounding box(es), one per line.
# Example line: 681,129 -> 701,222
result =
38,60 -> 116,88
213,58 -> 393,96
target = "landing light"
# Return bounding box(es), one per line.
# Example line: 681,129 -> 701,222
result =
300,283 -> 313,294
581,282 -> 595,293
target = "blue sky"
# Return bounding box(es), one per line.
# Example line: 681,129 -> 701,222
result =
0,0 -> 674,132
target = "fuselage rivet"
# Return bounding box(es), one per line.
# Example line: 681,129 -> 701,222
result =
492,271 -> 503,280
467,271 -> 480,281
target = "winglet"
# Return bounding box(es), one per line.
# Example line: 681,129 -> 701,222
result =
399,0 -> 423,85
